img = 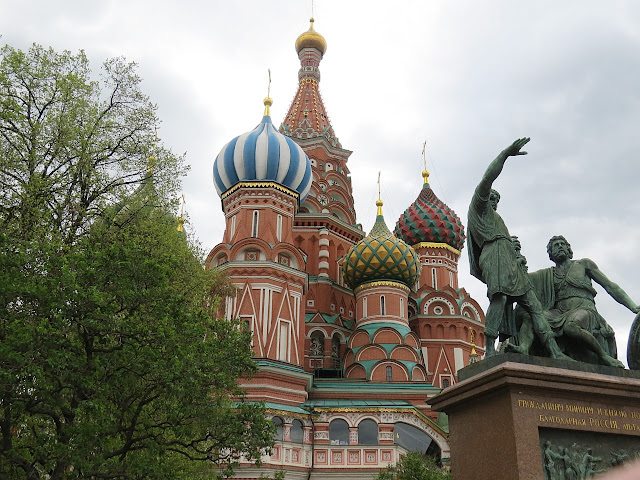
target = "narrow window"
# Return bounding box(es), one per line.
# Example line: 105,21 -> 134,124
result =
272,417 -> 284,440
400,298 -> 404,317
357,419 -> 378,445
386,366 -> 393,382
290,420 -> 304,443
329,419 -> 349,445
431,268 -> 437,289
278,322 -> 289,362
362,297 -> 368,317
276,214 -> 283,242
251,210 -> 259,238
449,271 -> 454,286
230,215 -> 236,239
380,295 -> 386,316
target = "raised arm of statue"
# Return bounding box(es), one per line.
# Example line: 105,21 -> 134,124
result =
475,137 -> 530,198
583,259 -> 640,313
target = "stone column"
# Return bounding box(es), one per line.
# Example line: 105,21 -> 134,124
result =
349,427 -> 358,445
318,228 -> 330,278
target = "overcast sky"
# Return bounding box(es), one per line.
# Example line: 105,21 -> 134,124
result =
3,0 -> 640,366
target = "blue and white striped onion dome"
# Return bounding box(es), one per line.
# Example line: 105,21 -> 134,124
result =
213,99 -> 312,201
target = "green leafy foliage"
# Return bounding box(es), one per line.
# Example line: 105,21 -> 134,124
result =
0,43 -> 273,479
376,453 -> 451,480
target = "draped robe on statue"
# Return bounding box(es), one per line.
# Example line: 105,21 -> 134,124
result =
528,261 -> 617,358
467,189 -> 531,338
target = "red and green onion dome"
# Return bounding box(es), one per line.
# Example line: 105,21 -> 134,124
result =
343,200 -> 420,290
394,171 -> 465,251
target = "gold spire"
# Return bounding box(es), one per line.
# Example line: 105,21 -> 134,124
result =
177,194 -> 186,232
263,69 -> 273,116
421,141 -> 430,185
147,126 -> 159,173
376,171 -> 383,216
469,330 -> 479,364
147,154 -> 156,173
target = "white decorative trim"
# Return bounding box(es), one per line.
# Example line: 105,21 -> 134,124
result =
461,302 -> 481,321
423,297 -> 455,315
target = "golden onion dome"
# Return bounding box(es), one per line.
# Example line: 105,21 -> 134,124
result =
295,17 -> 327,55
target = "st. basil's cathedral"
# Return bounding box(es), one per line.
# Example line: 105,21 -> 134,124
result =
206,18 -> 486,480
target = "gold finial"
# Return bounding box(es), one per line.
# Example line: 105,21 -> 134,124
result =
421,141 -> 430,185
177,194 -> 186,232
263,69 -> 273,116
147,154 -> 156,173
376,171 -> 383,216
469,330 -> 479,364
295,15 -> 327,54
147,126 -> 159,173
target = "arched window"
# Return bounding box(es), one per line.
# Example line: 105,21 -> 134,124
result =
290,419 -> 304,443
230,215 -> 236,239
331,333 -> 341,368
362,296 -> 368,317
358,419 -> 378,445
272,416 -> 283,441
394,422 -> 440,460
310,331 -> 325,356
431,268 -> 437,289
329,419 -> 349,445
400,297 -> 404,317
386,365 -> 393,382
251,210 -> 259,238
380,295 -> 386,315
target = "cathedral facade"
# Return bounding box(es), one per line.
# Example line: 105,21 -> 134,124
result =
206,18 -> 485,480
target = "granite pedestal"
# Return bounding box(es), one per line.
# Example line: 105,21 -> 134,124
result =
429,354 -> 640,480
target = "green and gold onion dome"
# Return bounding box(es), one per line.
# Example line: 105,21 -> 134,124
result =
295,17 -> 327,55
343,199 -> 421,290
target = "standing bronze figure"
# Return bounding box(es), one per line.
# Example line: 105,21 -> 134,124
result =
467,138 -> 567,359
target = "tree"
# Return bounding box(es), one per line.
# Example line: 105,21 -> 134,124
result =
0,44 -> 273,479
376,452 -> 452,480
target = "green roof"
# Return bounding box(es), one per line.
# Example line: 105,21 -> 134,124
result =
304,313 -> 355,330
311,381 -> 438,392
358,322 -> 412,340
304,398 -> 414,409
255,359 -> 307,374
264,402 -> 310,415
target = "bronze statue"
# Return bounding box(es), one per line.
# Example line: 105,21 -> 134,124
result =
513,235 -> 639,367
629,313 -> 640,369
467,138 -> 568,359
